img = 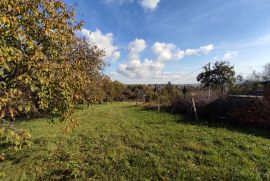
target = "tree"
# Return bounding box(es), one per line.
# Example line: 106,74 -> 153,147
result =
0,0 -> 104,125
197,61 -> 236,96
112,81 -> 126,101
247,71 -> 261,82
143,85 -> 155,102
123,86 -> 134,101
263,62 -> 270,81
101,76 -> 114,103
154,84 -> 161,111
68,38 -> 105,106
126,85 -> 144,105
165,81 -> 173,94
182,86 -> 188,97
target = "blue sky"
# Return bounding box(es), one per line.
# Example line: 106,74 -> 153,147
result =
66,0 -> 270,84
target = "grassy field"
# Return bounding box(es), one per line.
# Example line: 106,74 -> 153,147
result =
1,102 -> 270,180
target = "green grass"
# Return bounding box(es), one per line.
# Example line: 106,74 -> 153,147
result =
1,102 -> 270,180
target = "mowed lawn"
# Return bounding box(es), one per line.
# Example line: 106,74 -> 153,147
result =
1,102 -> 270,180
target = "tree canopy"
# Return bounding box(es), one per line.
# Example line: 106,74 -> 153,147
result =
197,61 -> 236,96
0,0 -> 105,125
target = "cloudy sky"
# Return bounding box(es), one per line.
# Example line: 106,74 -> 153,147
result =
66,0 -> 270,84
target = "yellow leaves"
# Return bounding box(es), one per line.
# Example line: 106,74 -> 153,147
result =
3,89 -> 21,98
33,11 -> 39,17
7,4 -> 12,11
27,41 -> 35,50
2,17 -> 11,28
0,153 -> 5,161
15,6 -> 20,14
25,105 -> 31,113
0,127 -> 32,151
24,76 -> 32,84
0,172 -> 6,180
30,84 -> 36,91
0,16 -> 7,24
74,94 -> 79,99
0,111 -> 5,119
8,108 -> 15,118
0,97 -> 7,105
18,105 -> 23,112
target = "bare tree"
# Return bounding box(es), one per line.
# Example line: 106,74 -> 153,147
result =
263,63 -> 270,81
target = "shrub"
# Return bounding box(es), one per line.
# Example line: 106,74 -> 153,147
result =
170,95 -> 270,128
170,96 -> 193,115
229,99 -> 270,127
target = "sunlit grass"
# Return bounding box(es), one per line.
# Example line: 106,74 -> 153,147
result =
1,102 -> 270,180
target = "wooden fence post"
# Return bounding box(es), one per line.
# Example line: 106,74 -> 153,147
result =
157,95 -> 160,112
191,97 -> 199,121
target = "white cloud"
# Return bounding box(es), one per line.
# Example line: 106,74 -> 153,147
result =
213,50 -> 238,62
152,43 -> 214,62
222,50 -> 238,61
152,42 -> 184,61
117,39 -> 214,80
101,0 -> 161,11
118,59 -> 164,78
139,0 -> 160,11
184,44 -> 214,56
128,38 -> 147,60
118,39 -> 162,78
80,28 -> 120,61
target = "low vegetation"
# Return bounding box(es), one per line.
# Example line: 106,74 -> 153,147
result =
1,103 -> 270,180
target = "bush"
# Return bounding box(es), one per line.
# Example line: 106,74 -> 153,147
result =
170,95 -> 270,128
229,99 -> 270,127
170,96 -> 193,115
170,96 -> 206,116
